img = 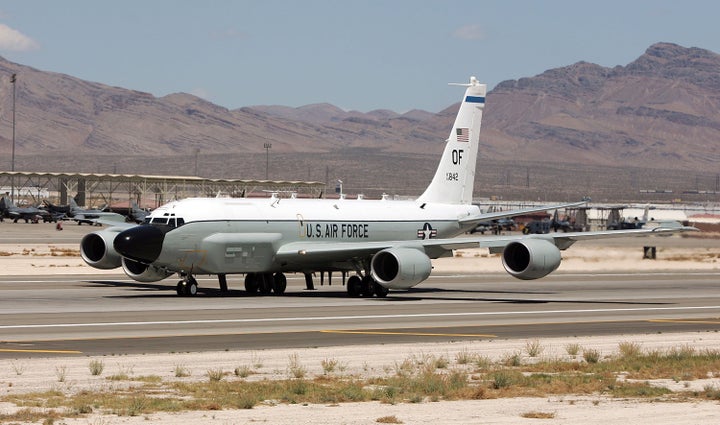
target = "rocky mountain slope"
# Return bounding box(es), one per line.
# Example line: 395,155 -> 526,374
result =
0,42 -> 717,200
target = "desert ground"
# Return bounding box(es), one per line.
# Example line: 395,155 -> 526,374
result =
0,232 -> 719,424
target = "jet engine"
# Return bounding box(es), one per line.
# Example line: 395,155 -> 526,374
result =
371,247 -> 432,289
502,239 -> 561,280
80,229 -> 123,270
121,257 -> 172,282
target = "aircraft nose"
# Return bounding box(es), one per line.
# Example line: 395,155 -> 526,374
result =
114,225 -> 165,263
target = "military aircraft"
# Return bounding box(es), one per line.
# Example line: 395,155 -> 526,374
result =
0,194 -> 51,223
67,197 -> 114,224
80,77 -> 696,297
127,201 -> 149,223
46,197 -> 144,224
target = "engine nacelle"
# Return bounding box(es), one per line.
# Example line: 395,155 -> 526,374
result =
371,247 -> 432,289
80,229 -> 123,270
121,257 -> 172,282
502,238 -> 562,280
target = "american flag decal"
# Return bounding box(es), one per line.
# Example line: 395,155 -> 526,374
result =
456,128 -> 469,142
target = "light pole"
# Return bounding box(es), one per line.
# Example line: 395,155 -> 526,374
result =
10,73 -> 16,203
194,148 -> 200,176
263,142 -> 272,180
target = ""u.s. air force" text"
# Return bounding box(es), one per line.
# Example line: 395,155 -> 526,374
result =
304,223 -> 369,238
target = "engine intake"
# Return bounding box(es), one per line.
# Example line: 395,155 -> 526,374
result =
80,229 -> 122,269
502,239 -> 561,280
122,258 -> 172,282
371,247 -> 432,289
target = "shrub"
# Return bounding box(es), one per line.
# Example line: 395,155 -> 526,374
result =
525,339 -> 544,357
206,368 -> 225,382
88,359 -> 104,376
565,343 -> 581,356
583,348 -> 601,364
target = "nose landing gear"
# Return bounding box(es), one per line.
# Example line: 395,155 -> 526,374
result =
176,276 -> 199,296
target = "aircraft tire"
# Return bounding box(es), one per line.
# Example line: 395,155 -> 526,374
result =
176,281 -> 184,296
259,273 -> 273,294
244,273 -> 259,294
373,282 -> 389,298
186,278 -> 198,296
360,276 -> 375,297
346,275 -> 362,297
273,273 -> 287,295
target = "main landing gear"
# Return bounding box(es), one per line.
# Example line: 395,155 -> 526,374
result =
175,273 -> 230,297
244,272 -> 287,295
174,272 -> 388,298
346,275 -> 389,298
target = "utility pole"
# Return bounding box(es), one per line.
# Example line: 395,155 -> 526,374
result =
263,142 -> 272,180
10,73 -> 16,203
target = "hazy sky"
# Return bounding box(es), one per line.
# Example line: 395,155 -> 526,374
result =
1,1 -> 719,112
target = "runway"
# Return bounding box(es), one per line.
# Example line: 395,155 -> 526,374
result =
1,270 -> 719,357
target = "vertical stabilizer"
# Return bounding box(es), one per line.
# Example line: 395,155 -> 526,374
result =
417,77 -> 486,205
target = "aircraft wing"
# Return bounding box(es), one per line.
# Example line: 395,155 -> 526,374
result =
84,213 -> 131,227
440,222 -> 698,253
275,222 -> 697,263
276,240 -> 399,263
459,200 -> 589,225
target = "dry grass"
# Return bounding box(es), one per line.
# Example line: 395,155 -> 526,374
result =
3,343 -> 720,421
50,247 -> 80,257
376,415 -> 404,424
664,251 -> 720,262
521,411 -> 556,419
88,359 -> 104,376
525,339 -> 544,357
0,246 -> 81,257
565,342 -> 582,356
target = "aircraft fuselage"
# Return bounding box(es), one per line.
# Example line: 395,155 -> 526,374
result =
142,196 -> 479,275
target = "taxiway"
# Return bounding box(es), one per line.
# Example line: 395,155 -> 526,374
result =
1,270 -> 719,357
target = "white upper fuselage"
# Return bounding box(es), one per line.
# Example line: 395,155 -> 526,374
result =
149,195 -> 480,242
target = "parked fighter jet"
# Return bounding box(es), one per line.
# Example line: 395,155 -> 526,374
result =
0,194 -> 51,223
128,201 -> 149,223
80,77 -> 696,297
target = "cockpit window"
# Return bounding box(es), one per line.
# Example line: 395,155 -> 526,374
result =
149,215 -> 185,229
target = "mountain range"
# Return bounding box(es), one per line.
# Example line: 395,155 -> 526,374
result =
0,42 -> 718,200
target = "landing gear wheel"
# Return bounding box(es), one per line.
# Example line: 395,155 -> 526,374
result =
259,273 -> 273,294
176,277 -> 199,296
360,276 -> 375,297
186,278 -> 198,296
347,275 -> 362,297
244,273 -> 259,294
373,282 -> 389,298
273,273 -> 287,295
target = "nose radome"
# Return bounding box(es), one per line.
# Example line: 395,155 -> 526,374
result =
114,225 -> 165,263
